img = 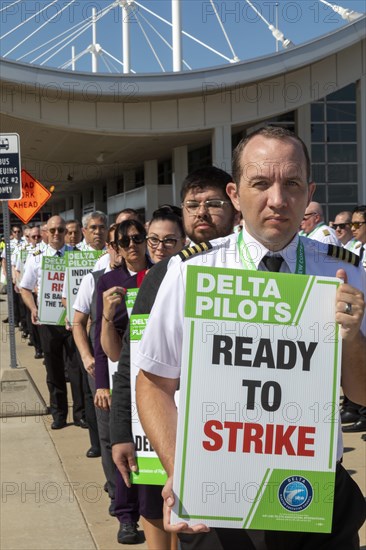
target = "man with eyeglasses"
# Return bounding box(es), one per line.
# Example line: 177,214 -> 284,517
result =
134,128 -> 366,549
300,201 -> 340,245
332,211 -> 360,253
341,205 -> 366,437
351,206 -> 366,264
20,216 -> 75,429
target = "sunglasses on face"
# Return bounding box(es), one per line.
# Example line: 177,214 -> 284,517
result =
30,235 -> 41,240
333,223 -> 350,230
113,234 -> 145,249
351,221 -> 366,230
48,227 -> 66,234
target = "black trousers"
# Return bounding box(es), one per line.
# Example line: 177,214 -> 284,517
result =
39,325 -> 85,424
39,325 -> 69,423
63,333 -> 85,422
88,373 -> 116,498
179,465 -> 365,550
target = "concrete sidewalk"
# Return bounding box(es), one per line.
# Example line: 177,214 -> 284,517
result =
0,296 -> 147,550
1,295 -> 365,549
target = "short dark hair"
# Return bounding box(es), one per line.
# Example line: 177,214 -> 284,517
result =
232,126 -> 311,185
116,219 -> 146,240
180,166 -> 233,202
353,205 -> 366,222
149,206 -> 185,237
66,219 -> 81,228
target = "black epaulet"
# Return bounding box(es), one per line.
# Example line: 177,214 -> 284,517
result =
327,244 -> 359,266
178,242 -> 213,261
32,249 -> 44,257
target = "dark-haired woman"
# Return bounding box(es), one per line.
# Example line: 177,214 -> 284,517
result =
99,211 -> 185,549
94,219 -> 152,545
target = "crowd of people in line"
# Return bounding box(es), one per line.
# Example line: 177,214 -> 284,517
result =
1,126 -> 365,550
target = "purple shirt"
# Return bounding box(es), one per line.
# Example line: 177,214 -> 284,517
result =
94,259 -> 152,389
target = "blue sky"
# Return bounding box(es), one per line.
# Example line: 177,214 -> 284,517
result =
0,0 -> 365,73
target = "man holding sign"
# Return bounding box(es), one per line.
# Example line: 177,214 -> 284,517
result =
135,127 -> 366,549
20,215 -> 75,430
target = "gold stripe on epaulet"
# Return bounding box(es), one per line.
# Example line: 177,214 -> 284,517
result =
178,241 -> 213,261
327,245 -> 360,267
32,250 -> 43,256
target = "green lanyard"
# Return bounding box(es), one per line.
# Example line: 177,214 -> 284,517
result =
237,232 -> 306,274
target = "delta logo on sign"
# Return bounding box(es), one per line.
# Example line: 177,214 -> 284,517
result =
8,169 -> 52,224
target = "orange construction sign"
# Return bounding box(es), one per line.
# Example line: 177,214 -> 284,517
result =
8,169 -> 52,224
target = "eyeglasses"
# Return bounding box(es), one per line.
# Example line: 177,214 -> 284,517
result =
332,223 -> 350,230
182,199 -> 230,215
351,221 -> 366,230
147,236 -> 178,249
302,212 -> 317,220
12,230 -> 21,234
30,235 -> 41,240
48,227 -> 66,234
113,234 -> 145,249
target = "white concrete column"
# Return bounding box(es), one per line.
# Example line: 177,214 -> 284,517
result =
172,145 -> 188,205
357,76 -> 366,203
144,160 -> 159,219
212,124 -> 232,174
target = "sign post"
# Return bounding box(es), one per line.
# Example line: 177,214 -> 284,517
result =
0,133 -> 22,369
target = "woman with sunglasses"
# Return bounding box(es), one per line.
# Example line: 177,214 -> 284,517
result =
97,212 -> 185,548
93,220 -> 152,545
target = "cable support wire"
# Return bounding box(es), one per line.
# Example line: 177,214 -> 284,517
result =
99,52 -> 114,73
16,10 -> 94,61
245,0 -> 294,48
134,10 -> 166,71
0,0 -> 59,40
318,0 -> 364,21
137,10 -> 192,70
59,46 -> 90,69
38,1 -> 116,66
0,0 -> 22,14
16,0 -> 114,64
134,1 -> 233,62
209,0 -> 238,60
4,0 -> 76,58
31,18 -> 95,64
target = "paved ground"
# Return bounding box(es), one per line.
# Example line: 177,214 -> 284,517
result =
0,294 -> 365,549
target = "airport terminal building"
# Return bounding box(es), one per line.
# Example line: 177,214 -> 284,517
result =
1,16 -> 365,223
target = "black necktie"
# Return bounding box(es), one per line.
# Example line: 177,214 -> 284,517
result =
262,254 -> 283,272
56,250 -> 62,257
